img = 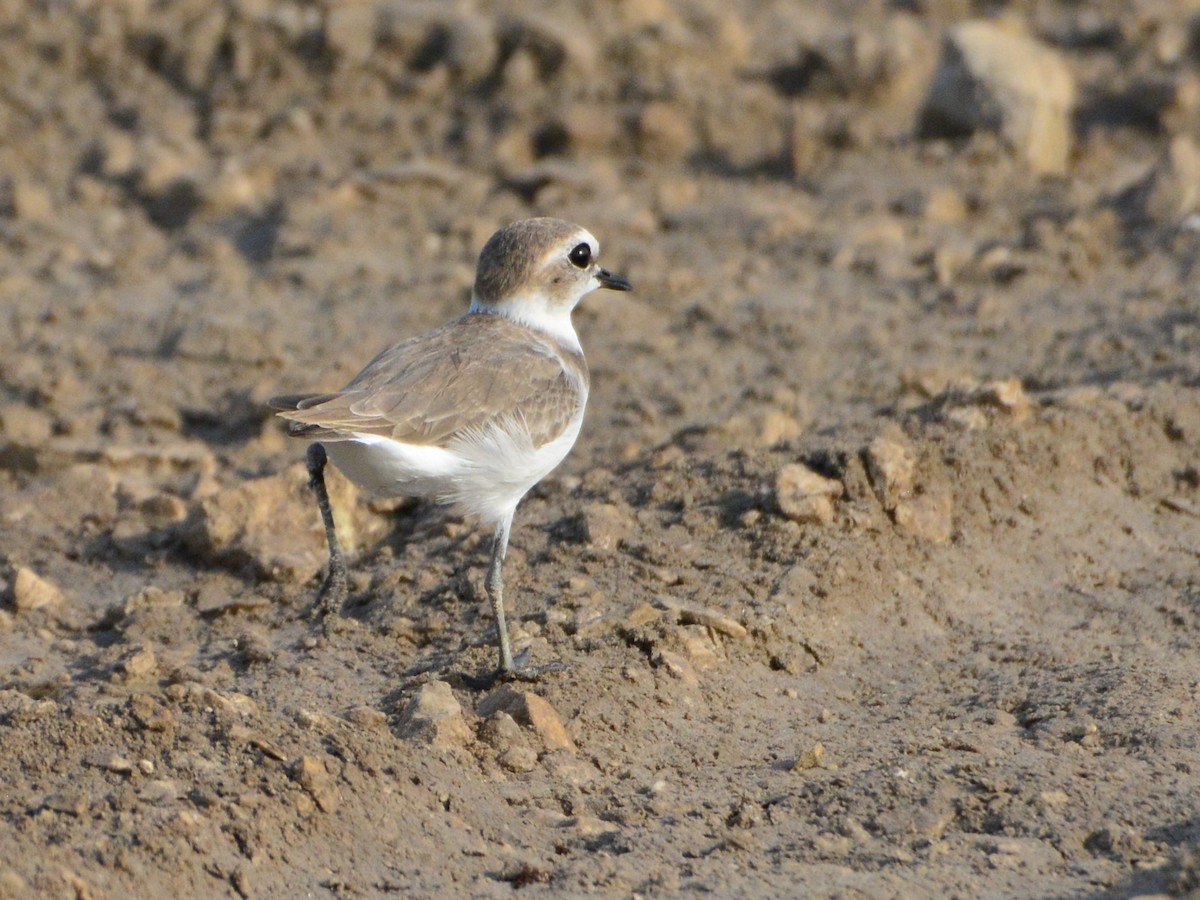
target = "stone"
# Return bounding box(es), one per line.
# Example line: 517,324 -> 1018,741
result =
89,752 -> 135,775
638,102 -> 695,161
346,706 -> 388,729
290,755 -> 339,813
864,428 -> 915,512
498,745 -> 539,773
1134,135 -> 1200,228
654,649 -> 699,687
980,378 -> 1032,421
10,567 -> 64,612
11,181 -> 54,222
581,501 -> 634,552
923,186 -> 968,224
202,689 -> 258,718
894,491 -> 954,543
757,409 -> 803,447
775,463 -> 844,524
325,4 -> 378,64
120,645 -> 158,679
398,681 -> 471,748
920,20 -> 1075,174
676,626 -> 721,669
183,463 -> 386,584
128,694 -> 175,732
441,19 -> 500,84
478,685 -> 575,752
170,317 -> 283,366
0,404 -> 53,471
654,595 -> 748,640
501,15 -> 595,77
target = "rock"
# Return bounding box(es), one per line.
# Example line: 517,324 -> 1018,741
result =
0,871 -> 29,894
0,404 -> 53,470
43,792 -> 89,816
498,745 -> 539,773
138,779 -> 179,805
478,710 -> 527,752
938,377 -> 1032,428
557,103 -> 620,155
439,19 -> 499,84
325,4 -> 378,64
864,428 -> 915,512
478,685 -> 575,752
792,743 -> 826,771
290,755 -> 339,813
979,378 -> 1032,421
612,0 -> 678,29
756,409 -> 803,447
128,694 -> 175,732
202,688 -> 258,718
501,15 -> 595,78
704,81 -> 787,171
580,501 -> 634,552
637,102 -> 695,161
775,463 -> 844,524
893,491 -> 954,543
624,603 -> 660,628
120,645 -> 158,679
654,649 -> 699,687
203,160 -> 275,216
654,595 -> 748,640
88,752 -> 135,775
346,706 -> 388,729
184,463 -> 385,584
1132,135 -> 1200,228
11,180 -> 54,222
10,567 -> 64,612
136,492 -> 189,525
398,681 -> 471,748
920,20 -> 1075,174
169,317 -> 283,365
676,626 -> 721,669
922,186 -> 968,224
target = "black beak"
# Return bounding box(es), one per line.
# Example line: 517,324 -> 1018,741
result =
596,268 -> 633,292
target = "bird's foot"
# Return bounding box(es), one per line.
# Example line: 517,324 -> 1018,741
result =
459,658 -> 570,691
310,567 -> 349,630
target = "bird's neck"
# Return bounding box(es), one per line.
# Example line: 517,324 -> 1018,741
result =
469,293 -> 583,354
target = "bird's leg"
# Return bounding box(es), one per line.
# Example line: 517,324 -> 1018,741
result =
484,515 -> 516,676
471,512 -> 569,686
306,442 -> 348,619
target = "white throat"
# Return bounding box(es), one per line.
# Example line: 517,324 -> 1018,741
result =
469,292 -> 583,352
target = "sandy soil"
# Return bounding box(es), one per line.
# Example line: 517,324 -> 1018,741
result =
2,1 -> 1199,896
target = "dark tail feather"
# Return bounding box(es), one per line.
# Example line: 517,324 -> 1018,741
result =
268,393 -> 340,412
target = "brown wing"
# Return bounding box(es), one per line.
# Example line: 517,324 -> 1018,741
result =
270,314 -> 587,448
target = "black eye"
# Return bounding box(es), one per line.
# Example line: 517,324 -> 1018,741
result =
568,243 -> 591,268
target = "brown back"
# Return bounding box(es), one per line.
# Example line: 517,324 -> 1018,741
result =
272,313 -> 588,449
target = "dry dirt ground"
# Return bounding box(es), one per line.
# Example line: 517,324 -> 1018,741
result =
2,1 -> 1200,897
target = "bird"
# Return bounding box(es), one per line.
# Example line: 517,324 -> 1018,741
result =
270,217 -> 632,680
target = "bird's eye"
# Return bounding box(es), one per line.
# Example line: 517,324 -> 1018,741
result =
568,243 -> 591,268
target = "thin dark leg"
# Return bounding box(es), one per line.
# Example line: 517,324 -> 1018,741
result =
484,514 -> 515,675
467,511 -> 569,687
306,442 -> 348,619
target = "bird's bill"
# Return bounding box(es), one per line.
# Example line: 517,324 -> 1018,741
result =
596,268 -> 633,292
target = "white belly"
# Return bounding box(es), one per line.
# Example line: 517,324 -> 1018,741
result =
324,410 -> 584,528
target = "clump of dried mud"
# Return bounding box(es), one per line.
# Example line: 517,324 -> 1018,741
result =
1,1 -> 1199,896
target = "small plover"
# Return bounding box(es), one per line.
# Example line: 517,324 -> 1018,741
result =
270,218 -> 631,679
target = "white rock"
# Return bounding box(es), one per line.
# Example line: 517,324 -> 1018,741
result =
921,20 -> 1075,174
